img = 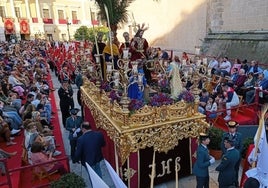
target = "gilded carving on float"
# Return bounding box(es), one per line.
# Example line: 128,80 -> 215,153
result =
81,78 -> 209,164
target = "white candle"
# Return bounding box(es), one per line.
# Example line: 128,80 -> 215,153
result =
95,54 -> 100,63
123,48 -> 129,59
133,65 -> 138,74
203,58 -> 207,65
88,65 -> 93,72
138,74 -> 143,83
197,60 -> 201,67
114,71 -> 119,79
107,63 -> 112,73
114,79 -> 119,87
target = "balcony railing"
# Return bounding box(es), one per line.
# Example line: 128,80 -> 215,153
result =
43,18 -> 53,24
58,19 -> 67,24
91,19 -> 99,25
72,19 -> 79,24
32,17 -> 38,23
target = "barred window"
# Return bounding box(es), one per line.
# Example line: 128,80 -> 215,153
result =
58,10 -> 64,19
15,7 -> 20,18
43,9 -> 49,18
71,11 -> 77,20
0,6 -> 6,18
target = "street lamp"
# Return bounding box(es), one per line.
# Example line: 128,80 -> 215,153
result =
67,18 -> 71,41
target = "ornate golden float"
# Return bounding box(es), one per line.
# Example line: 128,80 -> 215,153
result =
81,78 -> 209,165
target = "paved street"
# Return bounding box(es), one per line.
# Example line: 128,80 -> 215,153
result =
51,70 -> 242,187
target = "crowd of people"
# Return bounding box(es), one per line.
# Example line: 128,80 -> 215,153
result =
0,40 -> 65,177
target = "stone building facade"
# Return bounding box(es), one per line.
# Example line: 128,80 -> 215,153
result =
0,0 -> 98,41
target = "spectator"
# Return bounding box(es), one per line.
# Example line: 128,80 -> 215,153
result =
241,59 -> 249,73
222,83 -> 240,121
0,149 -> 17,175
205,95 -> 218,119
230,67 -> 239,83
30,141 -> 67,175
248,60 -> 263,78
216,57 -> 232,77
234,68 -> 247,95
198,89 -> 209,114
245,73 -> 268,104
208,56 -> 219,75
0,118 -> 17,146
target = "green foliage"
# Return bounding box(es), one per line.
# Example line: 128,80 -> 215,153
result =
95,0 -> 134,27
208,126 -> 224,150
74,26 -> 91,41
74,26 -> 109,42
50,172 -> 86,188
242,137 -> 254,158
88,26 -> 110,43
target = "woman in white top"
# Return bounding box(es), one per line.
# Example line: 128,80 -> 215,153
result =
205,95 -> 218,119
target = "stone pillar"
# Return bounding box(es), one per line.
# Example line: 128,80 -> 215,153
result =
25,0 -> 31,19
9,0 -> 16,17
35,0 -> 41,18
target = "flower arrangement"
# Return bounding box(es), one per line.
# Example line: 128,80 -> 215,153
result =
100,81 -> 111,92
149,93 -> 173,107
109,90 -> 122,103
128,99 -> 145,112
177,90 -> 195,103
158,78 -> 170,93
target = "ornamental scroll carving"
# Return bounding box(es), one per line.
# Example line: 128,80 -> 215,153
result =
81,78 -> 209,164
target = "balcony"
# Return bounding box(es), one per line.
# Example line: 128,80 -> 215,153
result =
58,19 -> 67,24
91,20 -> 99,25
32,17 -> 38,23
72,19 -> 80,24
43,18 -> 53,24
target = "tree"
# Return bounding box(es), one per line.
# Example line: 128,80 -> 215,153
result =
95,0 -> 134,37
74,26 -> 91,41
74,25 -> 110,43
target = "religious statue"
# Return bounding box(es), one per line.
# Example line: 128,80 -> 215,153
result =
127,63 -> 148,100
168,58 -> 184,99
103,31 -> 120,70
119,32 -> 131,58
130,24 -> 151,83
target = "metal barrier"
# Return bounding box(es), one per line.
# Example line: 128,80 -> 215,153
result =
0,156 -> 70,188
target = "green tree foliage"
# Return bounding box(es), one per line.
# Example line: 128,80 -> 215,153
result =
74,26 -> 109,42
95,0 -> 134,34
74,26 -> 91,41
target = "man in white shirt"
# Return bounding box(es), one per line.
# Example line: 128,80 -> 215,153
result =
216,57 -> 232,77
208,56 -> 219,74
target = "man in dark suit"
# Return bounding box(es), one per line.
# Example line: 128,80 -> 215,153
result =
74,122 -> 116,188
221,121 -> 242,187
74,122 -> 105,177
216,136 -> 240,188
65,108 -> 83,163
193,133 -> 215,188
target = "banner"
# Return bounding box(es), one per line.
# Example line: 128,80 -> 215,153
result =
3,18 -> 15,34
19,18 -> 30,34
